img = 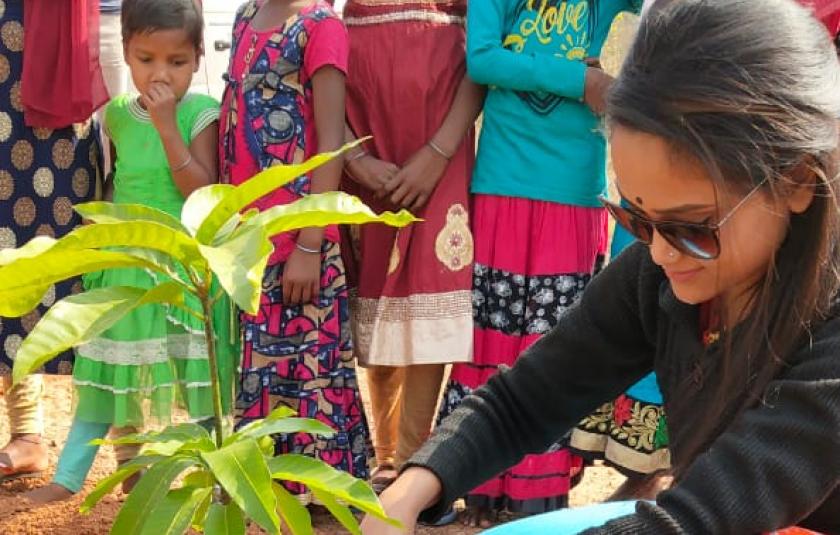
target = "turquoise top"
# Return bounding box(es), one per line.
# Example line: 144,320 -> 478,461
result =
468,0 -> 642,207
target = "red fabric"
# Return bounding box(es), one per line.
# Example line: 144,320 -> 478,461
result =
21,0 -> 107,128
800,0 -> 840,36
341,3 -> 474,302
448,195 -> 606,504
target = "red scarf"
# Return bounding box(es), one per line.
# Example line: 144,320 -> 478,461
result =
21,0 -> 108,128
801,0 -> 840,37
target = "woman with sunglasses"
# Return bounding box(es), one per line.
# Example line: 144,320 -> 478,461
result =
361,0 -> 840,533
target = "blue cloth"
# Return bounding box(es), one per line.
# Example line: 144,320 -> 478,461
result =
99,0 -> 121,13
468,0 -> 643,207
53,418 -> 110,493
483,501 -> 640,534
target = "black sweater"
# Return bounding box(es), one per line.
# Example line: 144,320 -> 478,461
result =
407,244 -> 840,534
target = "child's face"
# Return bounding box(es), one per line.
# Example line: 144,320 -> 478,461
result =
124,28 -> 200,101
610,125 -> 797,314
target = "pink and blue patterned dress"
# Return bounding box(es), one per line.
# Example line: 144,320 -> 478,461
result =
219,0 -> 369,497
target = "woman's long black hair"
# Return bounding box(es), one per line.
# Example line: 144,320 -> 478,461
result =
608,0 -> 840,475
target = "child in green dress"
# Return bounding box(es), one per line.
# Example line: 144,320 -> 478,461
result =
25,0 -> 237,504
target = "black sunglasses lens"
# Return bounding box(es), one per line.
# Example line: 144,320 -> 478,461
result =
662,225 -> 719,260
606,202 -> 653,243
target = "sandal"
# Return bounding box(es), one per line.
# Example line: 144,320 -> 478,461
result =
370,463 -> 398,494
0,435 -> 48,483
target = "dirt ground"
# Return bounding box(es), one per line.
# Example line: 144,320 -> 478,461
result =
0,375 -> 624,535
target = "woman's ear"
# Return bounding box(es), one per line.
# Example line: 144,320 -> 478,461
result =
785,160 -> 817,214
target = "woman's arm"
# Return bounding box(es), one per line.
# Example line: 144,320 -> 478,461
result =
385,76 -> 485,211
362,244 -> 661,532
282,65 -> 345,305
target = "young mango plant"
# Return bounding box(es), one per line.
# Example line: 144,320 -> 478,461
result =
0,142 -> 413,535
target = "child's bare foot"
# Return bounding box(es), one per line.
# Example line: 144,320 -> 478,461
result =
23,483 -> 74,505
0,434 -> 49,482
460,504 -> 498,528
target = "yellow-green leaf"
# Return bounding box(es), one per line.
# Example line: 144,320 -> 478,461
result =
273,482 -> 313,535
235,192 -> 418,241
181,184 -> 236,239
111,456 -> 199,534
80,455 -> 166,514
195,140 -> 364,244
201,439 -> 281,534
140,486 -> 212,535
268,454 -> 395,524
0,236 -> 56,267
205,502 -> 245,535
12,283 -> 185,385
0,249 -> 160,317
198,226 -> 272,314
75,201 -> 188,234
52,221 -> 205,271
311,488 -> 360,535
225,417 -> 334,448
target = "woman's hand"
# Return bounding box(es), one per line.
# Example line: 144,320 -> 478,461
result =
360,467 -> 443,535
384,145 -> 448,212
282,247 -> 321,305
346,154 -> 399,197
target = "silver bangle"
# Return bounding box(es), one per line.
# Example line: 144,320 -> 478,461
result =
346,149 -> 368,162
427,140 -> 452,160
295,242 -> 321,255
172,154 -> 193,172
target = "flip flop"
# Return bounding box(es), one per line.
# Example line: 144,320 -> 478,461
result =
370,463 -> 397,494
419,507 -> 458,527
0,436 -> 47,483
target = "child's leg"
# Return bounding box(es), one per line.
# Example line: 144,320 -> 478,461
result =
395,364 -> 446,468
0,374 -> 48,479
52,418 -> 111,493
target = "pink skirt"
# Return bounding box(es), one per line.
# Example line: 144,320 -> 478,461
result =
438,194 -> 607,513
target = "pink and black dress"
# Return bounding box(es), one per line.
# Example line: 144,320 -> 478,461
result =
219,0 -> 369,496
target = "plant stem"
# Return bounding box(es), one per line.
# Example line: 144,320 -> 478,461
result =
200,274 -> 227,449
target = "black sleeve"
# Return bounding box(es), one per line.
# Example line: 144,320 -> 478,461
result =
582,318 -> 840,534
405,243 -> 662,522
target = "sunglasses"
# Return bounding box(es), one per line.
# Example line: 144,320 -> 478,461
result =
600,180 -> 768,260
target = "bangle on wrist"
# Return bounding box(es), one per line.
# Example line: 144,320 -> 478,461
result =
295,242 -> 321,255
346,149 -> 368,163
427,140 -> 452,160
171,154 -> 192,173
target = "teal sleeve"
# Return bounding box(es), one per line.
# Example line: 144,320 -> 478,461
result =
466,0 -> 588,99
627,0 -> 644,15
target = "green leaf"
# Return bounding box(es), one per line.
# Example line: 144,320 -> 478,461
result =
75,201 -> 189,234
0,249 -> 160,317
312,488 -> 360,535
139,486 -> 212,535
0,236 -> 56,266
235,192 -> 418,241
198,226 -> 272,314
12,283 -> 185,385
95,422 -> 213,450
195,140 -> 364,244
117,247 -> 193,289
205,502 -> 245,535
52,220 -> 205,271
111,456 -> 199,534
225,418 -> 335,447
80,455 -> 165,514
201,439 -> 281,534
192,487 -> 213,531
180,184 -> 237,239
273,482 -> 313,535
268,454 -> 394,524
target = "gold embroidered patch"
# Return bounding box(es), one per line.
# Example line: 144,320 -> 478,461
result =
434,203 -> 473,272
